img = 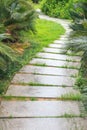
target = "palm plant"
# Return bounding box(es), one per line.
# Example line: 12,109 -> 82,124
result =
0,0 -> 37,42
0,0 -> 37,76
0,41 -> 18,77
65,1 -> 87,112
69,2 -> 87,31
66,1 -> 87,71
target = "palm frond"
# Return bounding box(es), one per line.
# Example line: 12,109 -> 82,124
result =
0,42 -> 17,61
0,42 -> 18,73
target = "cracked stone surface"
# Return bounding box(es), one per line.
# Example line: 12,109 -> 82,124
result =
19,65 -> 78,76
6,85 -> 80,98
30,58 -> 81,68
0,118 -> 87,130
11,73 -> 75,86
36,52 -> 81,62
0,101 -> 80,117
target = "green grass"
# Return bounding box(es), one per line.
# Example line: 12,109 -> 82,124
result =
31,63 -> 46,66
61,93 -> 82,101
0,19 -> 65,94
22,19 -> 65,47
1,95 -> 37,101
14,82 -> 56,87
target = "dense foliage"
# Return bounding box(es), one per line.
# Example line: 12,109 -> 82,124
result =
42,0 -> 70,19
69,2 -> 87,30
32,0 -> 42,3
0,0 -> 37,76
0,0 -> 37,42
65,1 -> 87,112
41,0 -> 86,19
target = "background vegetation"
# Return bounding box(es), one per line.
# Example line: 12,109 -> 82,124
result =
65,1 -> 87,112
41,0 -> 86,19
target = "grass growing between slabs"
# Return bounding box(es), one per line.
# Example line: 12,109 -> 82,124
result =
0,18 -> 65,94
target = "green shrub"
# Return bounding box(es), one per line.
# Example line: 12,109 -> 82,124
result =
41,0 -> 81,19
32,0 -> 42,3
65,1 -> 87,112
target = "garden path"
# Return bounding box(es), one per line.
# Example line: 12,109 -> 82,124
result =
0,11 -> 87,130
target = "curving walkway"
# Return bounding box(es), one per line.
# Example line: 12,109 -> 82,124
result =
0,12 -> 87,130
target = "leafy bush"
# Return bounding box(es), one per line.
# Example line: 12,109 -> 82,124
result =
41,0 -> 82,19
65,1 -> 87,112
69,2 -> 87,30
32,0 -> 42,3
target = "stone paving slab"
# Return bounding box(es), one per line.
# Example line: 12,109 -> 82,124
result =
60,35 -> 69,38
6,85 -> 80,98
0,101 -> 80,117
19,65 -> 78,76
49,43 -> 65,49
30,58 -> 81,68
60,37 -> 68,40
43,47 -> 66,54
11,74 -> 75,86
36,52 -> 81,62
54,40 -> 67,44
0,118 -> 87,130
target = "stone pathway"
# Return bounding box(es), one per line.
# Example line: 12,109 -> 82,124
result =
0,13 -> 87,130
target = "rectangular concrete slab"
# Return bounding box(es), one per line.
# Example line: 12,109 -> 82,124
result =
30,58 -> 80,68
6,85 -> 80,98
11,74 -> 75,86
43,47 -> 81,56
0,101 -> 80,117
53,40 -> 67,44
49,43 -> 65,49
0,118 -> 87,130
36,52 -> 81,62
43,47 -> 67,54
60,37 -> 68,40
19,65 -> 78,76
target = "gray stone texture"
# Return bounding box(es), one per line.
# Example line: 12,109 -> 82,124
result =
43,47 -> 66,54
53,40 -> 67,44
30,58 -> 80,68
49,43 -> 65,49
0,101 -> 80,117
11,73 -> 75,86
0,118 -> 87,130
6,85 -> 80,98
19,65 -> 78,76
36,52 -> 81,62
